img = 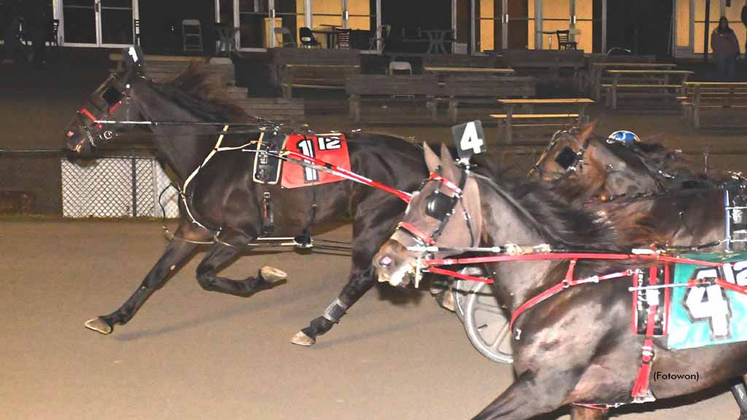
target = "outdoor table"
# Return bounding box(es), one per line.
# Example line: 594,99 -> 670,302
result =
214,23 -> 238,55
495,98 -> 595,143
420,29 -> 452,54
589,62 -> 676,99
605,69 -> 694,85
423,66 -> 515,76
311,27 -> 343,49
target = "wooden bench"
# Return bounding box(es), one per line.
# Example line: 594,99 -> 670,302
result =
502,49 -> 585,83
269,48 -> 360,99
603,69 -> 692,110
346,74 -> 536,124
440,75 -> 536,123
346,75 -> 442,123
587,62 -> 675,99
422,54 -> 505,69
680,82 -> 747,129
423,66 -> 515,77
279,64 -> 360,99
582,54 -> 656,95
491,98 -> 593,143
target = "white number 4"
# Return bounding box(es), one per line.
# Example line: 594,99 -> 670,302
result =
460,122 -> 484,155
684,284 -> 731,340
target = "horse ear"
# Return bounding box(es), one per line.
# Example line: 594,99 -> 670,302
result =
578,122 -> 596,143
439,143 -> 460,179
423,142 -> 440,173
121,46 -> 145,73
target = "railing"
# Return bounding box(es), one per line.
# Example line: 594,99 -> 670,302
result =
0,148 -> 178,218
0,146 -> 745,217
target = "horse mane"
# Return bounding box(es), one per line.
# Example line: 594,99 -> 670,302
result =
147,62 -> 252,123
475,173 -> 626,251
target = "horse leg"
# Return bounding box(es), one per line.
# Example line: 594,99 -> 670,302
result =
471,370 -> 580,420
195,235 -> 287,297
570,405 -> 609,420
84,223 -> 207,335
731,378 -> 747,420
290,213 -> 387,346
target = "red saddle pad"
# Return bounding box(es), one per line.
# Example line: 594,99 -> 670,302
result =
281,133 -> 351,189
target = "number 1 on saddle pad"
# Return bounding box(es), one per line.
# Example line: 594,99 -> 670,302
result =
281,134 -> 352,189
668,252 -> 747,350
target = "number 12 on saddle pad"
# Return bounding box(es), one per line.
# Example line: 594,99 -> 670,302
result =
668,253 -> 747,350
281,134 -> 351,189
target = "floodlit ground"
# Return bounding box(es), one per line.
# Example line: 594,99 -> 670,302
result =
0,220 -> 743,420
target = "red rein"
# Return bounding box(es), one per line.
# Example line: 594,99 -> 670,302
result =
283,150 -> 412,203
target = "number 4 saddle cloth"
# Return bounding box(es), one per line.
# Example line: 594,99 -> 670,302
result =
250,133 -> 351,189
665,252 -> 747,349
635,252 -> 747,350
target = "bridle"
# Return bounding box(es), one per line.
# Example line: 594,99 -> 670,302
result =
396,167 -> 477,251
73,73 -> 134,152
530,130 -> 591,179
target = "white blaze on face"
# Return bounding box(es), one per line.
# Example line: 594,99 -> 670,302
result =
379,261 -> 415,287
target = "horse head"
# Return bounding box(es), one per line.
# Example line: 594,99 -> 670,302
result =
374,143 -> 482,287
533,127 -> 670,201
64,46 -> 146,155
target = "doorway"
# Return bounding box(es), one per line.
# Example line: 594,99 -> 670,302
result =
60,0 -> 138,47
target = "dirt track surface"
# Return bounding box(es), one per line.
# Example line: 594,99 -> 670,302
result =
0,220 -> 743,420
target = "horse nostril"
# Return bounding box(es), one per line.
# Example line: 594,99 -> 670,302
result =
379,255 -> 393,268
66,131 -> 75,138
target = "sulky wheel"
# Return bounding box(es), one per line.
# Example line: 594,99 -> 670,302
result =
463,281 -> 514,364
452,267 -> 489,323
452,279 -> 470,322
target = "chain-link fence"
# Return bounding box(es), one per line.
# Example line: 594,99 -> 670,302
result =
0,149 -> 179,218
1,146 -> 746,217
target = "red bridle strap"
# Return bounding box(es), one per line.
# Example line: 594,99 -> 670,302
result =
109,101 -> 122,114
79,108 -> 97,122
397,222 -> 436,246
428,172 -> 462,194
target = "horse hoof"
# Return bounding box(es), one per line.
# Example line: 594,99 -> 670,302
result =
261,266 -> 288,284
290,331 -> 316,346
84,317 -> 112,335
438,290 -> 456,312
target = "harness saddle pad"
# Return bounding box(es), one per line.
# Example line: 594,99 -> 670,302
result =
632,265 -> 670,337
726,182 -> 747,246
251,132 -> 285,184
668,252 -> 747,350
281,133 -> 351,189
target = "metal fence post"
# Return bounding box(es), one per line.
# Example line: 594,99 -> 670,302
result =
131,156 -> 138,217
703,149 -> 710,174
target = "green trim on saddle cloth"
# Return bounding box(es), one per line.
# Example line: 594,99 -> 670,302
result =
668,252 -> 747,350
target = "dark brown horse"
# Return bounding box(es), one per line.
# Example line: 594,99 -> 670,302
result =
63,47 -> 434,346
534,128 -> 743,255
374,143 -> 747,420
535,129 -> 747,418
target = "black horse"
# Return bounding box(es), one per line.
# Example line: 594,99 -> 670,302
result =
63,47 -> 435,346
375,143 -> 747,420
